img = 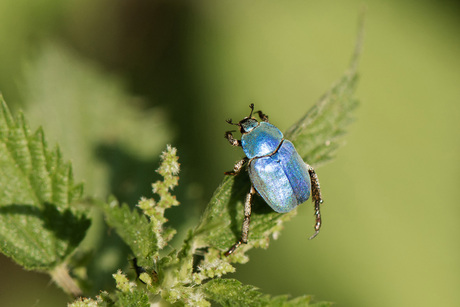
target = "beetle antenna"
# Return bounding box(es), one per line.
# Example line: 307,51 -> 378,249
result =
248,103 -> 255,118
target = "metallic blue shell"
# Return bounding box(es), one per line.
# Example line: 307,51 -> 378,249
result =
248,140 -> 311,213
241,122 -> 283,159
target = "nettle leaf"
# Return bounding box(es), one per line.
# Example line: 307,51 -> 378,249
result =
193,22 -> 363,259
285,31 -> 362,167
0,96 -> 90,271
194,175 -> 293,259
97,145 -> 180,268
113,270 -> 150,307
202,278 -> 331,307
98,197 -> 158,266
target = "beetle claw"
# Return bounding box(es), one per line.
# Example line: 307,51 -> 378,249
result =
308,230 -> 320,240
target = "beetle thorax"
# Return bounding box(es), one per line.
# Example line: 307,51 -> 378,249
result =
241,122 -> 284,159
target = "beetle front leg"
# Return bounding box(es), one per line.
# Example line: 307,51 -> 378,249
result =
307,164 -> 323,240
225,130 -> 241,147
225,185 -> 256,256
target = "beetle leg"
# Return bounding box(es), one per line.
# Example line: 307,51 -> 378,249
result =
224,157 -> 248,176
225,131 -> 241,147
225,185 -> 256,256
255,110 -> 269,122
307,164 -> 323,240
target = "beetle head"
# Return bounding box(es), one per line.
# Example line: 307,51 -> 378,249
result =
239,117 -> 259,133
226,103 -> 260,134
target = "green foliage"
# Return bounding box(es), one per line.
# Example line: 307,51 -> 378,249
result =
285,16 -> 363,167
113,270 -> 150,306
0,17 -> 361,305
97,145 -> 180,267
0,95 -> 90,272
98,198 -> 158,266
202,278 -> 328,307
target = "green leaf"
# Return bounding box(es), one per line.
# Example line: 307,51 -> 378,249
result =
97,145 -> 180,267
202,278 -> 330,306
0,95 -> 90,271
194,175 -> 294,259
97,197 -> 158,266
193,20 -> 363,258
202,279 -> 266,306
113,270 -> 150,307
285,22 -> 362,166
117,289 -> 149,307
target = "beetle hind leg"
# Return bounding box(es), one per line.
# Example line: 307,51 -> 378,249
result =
225,131 -> 241,147
225,186 -> 255,256
307,164 -> 323,240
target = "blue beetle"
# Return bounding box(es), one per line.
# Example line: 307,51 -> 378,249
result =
224,104 -> 323,255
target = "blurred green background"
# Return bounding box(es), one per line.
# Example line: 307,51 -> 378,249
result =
1,0 -> 459,306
